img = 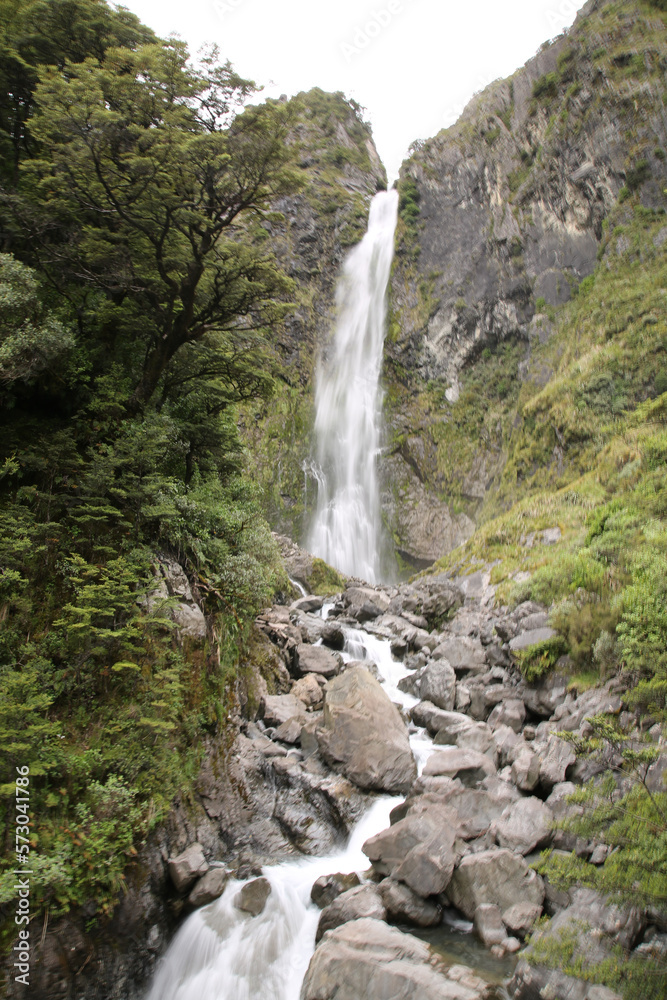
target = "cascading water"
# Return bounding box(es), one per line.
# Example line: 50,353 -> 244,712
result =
308,190 -> 398,583
144,627 -> 437,1000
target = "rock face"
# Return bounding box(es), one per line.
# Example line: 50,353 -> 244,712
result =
316,666 -> 417,793
301,918 -> 493,1000
382,0 -> 667,562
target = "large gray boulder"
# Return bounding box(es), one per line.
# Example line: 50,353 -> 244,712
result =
419,659 -> 457,710
316,885 -> 386,942
423,748 -> 496,785
447,849 -> 545,920
186,867 -> 229,908
260,693 -> 307,727
378,878 -> 441,926
316,667 -> 417,794
431,636 -> 486,673
295,644 -> 343,679
495,797 -> 554,855
234,877 -> 271,916
363,809 -> 459,896
539,735 -> 577,790
300,918 -> 493,1000
168,843 -> 208,893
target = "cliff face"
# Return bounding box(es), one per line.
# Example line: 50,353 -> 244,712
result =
383,0 -> 667,565
239,89 -> 386,541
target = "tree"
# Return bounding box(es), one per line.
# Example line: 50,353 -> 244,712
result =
0,0 -> 155,187
9,40 -> 298,414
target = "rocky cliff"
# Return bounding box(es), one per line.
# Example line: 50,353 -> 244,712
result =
383,0 -> 667,565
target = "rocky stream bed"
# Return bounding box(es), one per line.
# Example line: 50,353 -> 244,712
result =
134,557 -> 666,1000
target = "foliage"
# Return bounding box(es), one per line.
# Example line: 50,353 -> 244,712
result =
534,716 -> 667,999
0,0 -> 300,941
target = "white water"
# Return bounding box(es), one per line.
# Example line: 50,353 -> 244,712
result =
145,628 -> 436,1000
309,190 -> 398,583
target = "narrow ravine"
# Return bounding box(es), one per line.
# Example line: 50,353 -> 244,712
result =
145,625 -> 437,1000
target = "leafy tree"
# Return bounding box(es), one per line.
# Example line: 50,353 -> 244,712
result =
0,0 -> 155,186
9,40 -> 298,414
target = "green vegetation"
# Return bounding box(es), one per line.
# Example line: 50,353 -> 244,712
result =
0,0 -> 298,940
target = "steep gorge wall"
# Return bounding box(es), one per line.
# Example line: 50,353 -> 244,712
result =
383,0 -> 667,567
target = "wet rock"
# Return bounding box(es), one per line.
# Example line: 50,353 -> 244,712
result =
390,637 -> 408,659
292,595 -> 324,613
316,666 -> 417,794
378,878 -> 441,927
301,918 -> 493,1000
260,694 -> 307,727
311,872 -> 361,909
423,748 -> 496,785
321,622 -> 345,650
495,797 -> 554,855
419,658 -> 457,710
234,877 -> 272,916
168,843 -> 208,893
447,848 -> 545,920
295,644 -> 343,679
315,884 -> 387,942
186,867 -> 229,908
473,904 -> 505,947
487,699 -> 526,733
502,902 -> 543,938
539,735 -> 577,790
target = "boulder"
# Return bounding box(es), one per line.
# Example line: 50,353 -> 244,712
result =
539,735 -> 577,790
378,878 -> 441,927
301,918 -> 493,1000
412,700 -> 458,735
316,667 -> 417,793
291,673 -> 324,709
419,659 -> 457,710
261,693 -> 307,727
316,884 -> 386,942
311,872 -> 361,909
509,627 -> 556,652
431,636 -> 486,673
423,748 -> 496,786
295,644 -> 343,679
274,716 -> 304,744
321,622 -> 345,650
425,710 -> 476,743
345,586 -> 390,611
502,902 -> 542,938
168,843 -> 208,893
186,867 -> 229,908
233,877 -> 271,916
363,810 -> 459,896
487,699 -> 526,733
495,797 -> 554,855
511,749 -> 541,792
473,904 -> 505,947
447,849 -> 545,920
440,721 -> 494,756
291,595 -> 324,613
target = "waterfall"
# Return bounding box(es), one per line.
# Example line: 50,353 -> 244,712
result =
309,190 -> 398,584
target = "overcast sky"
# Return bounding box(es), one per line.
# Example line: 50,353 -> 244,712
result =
120,0 -> 587,180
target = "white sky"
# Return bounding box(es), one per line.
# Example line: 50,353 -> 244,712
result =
120,0 -> 587,181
